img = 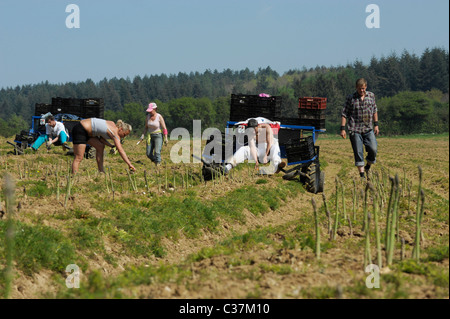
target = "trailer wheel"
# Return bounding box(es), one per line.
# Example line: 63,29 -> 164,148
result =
85,146 -> 96,159
318,170 -> 325,193
304,161 -> 323,194
15,142 -> 26,155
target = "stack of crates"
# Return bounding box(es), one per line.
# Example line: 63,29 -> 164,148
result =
297,97 -> 326,130
230,94 -> 282,122
51,97 -> 82,116
35,103 -> 53,116
35,97 -> 104,119
83,98 -> 105,118
278,128 -> 301,145
284,136 -> 315,163
51,97 -> 105,119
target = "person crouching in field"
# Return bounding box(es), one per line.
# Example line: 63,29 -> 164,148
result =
340,78 -> 380,180
31,115 -> 70,152
223,118 -> 286,175
71,118 -> 136,174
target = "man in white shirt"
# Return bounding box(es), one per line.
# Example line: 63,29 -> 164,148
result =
31,115 -> 70,151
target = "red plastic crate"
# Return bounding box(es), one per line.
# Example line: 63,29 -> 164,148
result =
298,97 -> 327,109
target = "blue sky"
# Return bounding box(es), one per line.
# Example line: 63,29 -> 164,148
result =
0,0 -> 448,89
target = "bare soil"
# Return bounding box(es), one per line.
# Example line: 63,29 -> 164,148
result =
1,134 -> 448,299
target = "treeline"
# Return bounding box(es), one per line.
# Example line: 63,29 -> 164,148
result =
0,47 -> 448,137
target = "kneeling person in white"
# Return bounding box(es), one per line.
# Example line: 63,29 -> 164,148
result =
224,118 -> 284,174
31,115 -> 69,151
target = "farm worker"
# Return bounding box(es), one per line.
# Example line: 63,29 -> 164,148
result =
31,115 -> 70,152
71,118 -> 135,174
223,118 -> 286,175
138,102 -> 168,167
340,78 -> 379,180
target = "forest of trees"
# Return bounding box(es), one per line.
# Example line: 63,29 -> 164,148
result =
0,47 -> 448,137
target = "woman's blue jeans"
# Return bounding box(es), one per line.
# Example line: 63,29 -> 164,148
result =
349,130 -> 377,167
146,133 -> 163,164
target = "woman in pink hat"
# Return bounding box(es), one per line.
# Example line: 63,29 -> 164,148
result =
139,102 -> 168,166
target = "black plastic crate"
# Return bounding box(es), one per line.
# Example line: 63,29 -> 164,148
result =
232,107 -> 277,115
68,98 -> 82,106
278,128 -> 301,145
295,119 -> 326,130
52,97 -> 83,107
230,106 -> 282,122
82,98 -> 104,106
37,98 -> 104,118
230,94 -> 282,121
52,97 -> 62,106
298,108 -> 326,120
35,103 -> 54,116
231,94 -> 282,107
53,105 -> 83,116
83,105 -> 104,119
285,136 -> 315,162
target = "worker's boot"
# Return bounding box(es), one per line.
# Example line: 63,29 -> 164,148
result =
364,164 -> 371,181
62,142 -> 72,152
275,162 -> 287,174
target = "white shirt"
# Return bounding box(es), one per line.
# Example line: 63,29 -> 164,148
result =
46,121 -> 66,137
